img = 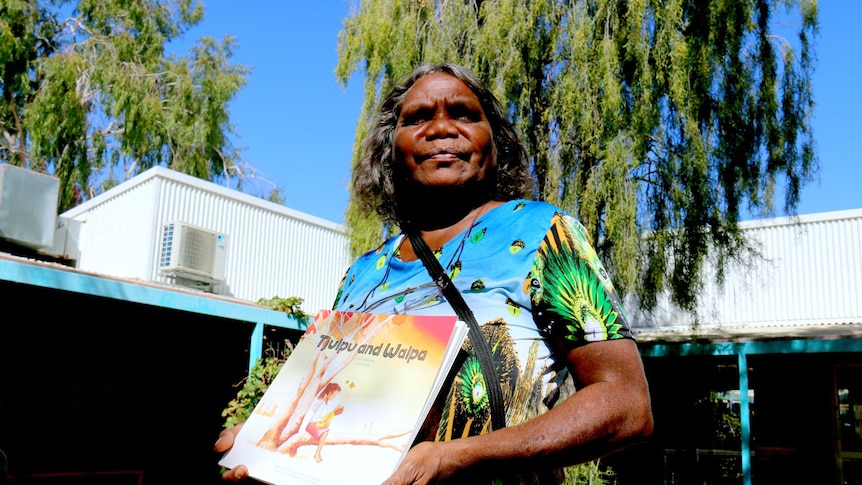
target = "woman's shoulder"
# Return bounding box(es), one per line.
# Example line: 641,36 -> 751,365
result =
350,234 -> 402,272
495,199 -> 570,221
353,234 -> 402,263
476,200 -> 570,245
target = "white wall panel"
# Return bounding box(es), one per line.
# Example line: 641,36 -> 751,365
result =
71,178 -> 160,279
62,167 -> 351,314
631,208 -> 862,332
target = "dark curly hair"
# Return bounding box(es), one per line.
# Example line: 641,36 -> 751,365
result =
351,63 -> 533,228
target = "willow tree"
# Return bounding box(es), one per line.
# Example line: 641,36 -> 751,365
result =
0,0 -> 248,212
335,0 -> 818,315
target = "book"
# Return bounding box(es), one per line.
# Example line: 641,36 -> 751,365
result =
218,309 -> 468,485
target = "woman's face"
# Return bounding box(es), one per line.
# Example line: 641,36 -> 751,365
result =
393,73 -> 495,190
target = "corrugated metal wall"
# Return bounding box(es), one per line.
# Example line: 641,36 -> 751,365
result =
722,210 -> 862,327
630,208 -> 862,331
152,176 -> 350,312
63,167 -> 351,314
72,177 -> 161,279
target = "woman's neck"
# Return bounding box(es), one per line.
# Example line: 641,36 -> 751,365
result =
397,179 -> 492,227
398,198 -> 502,261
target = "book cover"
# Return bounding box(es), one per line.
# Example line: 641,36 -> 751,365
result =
219,309 -> 467,485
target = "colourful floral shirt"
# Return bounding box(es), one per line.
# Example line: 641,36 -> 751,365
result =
332,200 -> 633,484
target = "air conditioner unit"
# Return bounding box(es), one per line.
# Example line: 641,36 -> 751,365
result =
158,222 -> 227,282
0,164 -> 60,250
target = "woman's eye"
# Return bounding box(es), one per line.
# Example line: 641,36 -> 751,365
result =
450,106 -> 481,122
401,109 -> 432,126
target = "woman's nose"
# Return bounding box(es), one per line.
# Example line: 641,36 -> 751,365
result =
425,115 -> 458,139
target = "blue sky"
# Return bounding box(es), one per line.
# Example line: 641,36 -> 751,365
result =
178,0 -> 862,224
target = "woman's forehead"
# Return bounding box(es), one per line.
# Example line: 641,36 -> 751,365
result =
403,73 -> 479,104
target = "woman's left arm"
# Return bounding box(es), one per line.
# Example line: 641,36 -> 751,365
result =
382,337 -> 653,484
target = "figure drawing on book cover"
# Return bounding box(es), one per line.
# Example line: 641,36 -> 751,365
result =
218,309 -> 467,485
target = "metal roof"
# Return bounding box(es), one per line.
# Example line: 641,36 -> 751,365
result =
62,166 -> 343,232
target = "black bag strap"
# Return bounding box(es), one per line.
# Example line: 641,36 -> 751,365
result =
408,233 -> 507,431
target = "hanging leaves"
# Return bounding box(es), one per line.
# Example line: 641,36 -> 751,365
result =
335,0 -> 818,314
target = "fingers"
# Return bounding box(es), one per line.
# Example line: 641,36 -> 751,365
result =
214,423 -> 244,453
215,424 -> 248,481
221,464 -> 249,481
381,441 -> 446,485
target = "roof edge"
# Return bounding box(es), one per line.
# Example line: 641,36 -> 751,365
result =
60,166 -> 345,232
739,207 -> 862,229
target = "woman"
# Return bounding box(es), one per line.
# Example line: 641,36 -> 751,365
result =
216,63 -> 653,484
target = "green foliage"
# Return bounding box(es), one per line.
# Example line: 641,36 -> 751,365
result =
267,187 -> 285,205
562,460 -> 614,485
256,295 -> 311,325
335,0 -> 819,317
705,391 -> 742,446
221,354 -> 287,429
1,0 -> 250,211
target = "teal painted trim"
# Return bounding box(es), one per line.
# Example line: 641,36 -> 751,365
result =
249,322 -> 264,377
639,337 -> 862,357
0,257 -> 305,330
1,256 -> 311,380
738,352 -> 752,485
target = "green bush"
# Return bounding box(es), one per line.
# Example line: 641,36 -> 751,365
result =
256,295 -> 309,322
221,354 -> 287,428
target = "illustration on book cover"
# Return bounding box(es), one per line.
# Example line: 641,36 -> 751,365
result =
219,309 -> 464,485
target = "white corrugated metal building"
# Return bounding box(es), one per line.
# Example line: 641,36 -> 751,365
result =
631,207 -> 862,338
54,166 -> 351,313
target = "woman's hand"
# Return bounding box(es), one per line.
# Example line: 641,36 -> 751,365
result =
215,424 -> 249,481
381,441 -> 459,485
